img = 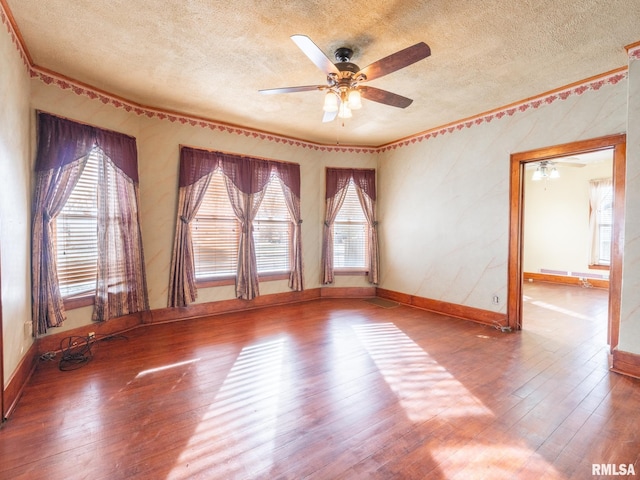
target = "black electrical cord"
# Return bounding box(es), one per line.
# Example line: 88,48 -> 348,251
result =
56,333 -> 128,371
59,335 -> 93,371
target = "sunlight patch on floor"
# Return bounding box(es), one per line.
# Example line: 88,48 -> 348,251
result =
135,358 -> 200,378
168,337 -> 287,479
352,323 -> 492,422
528,299 -> 590,320
431,444 -> 565,479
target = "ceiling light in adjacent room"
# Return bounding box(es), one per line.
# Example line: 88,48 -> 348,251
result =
532,161 -> 559,181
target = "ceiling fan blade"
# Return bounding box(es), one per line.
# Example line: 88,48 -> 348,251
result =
358,42 -> 431,81
322,110 -> 338,123
291,35 -> 340,75
360,86 -> 413,108
555,161 -> 586,168
259,85 -> 325,95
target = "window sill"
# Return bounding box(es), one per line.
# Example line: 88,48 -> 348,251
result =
196,272 -> 290,288
334,269 -> 369,276
63,295 -> 95,310
196,276 -> 235,288
589,264 -> 610,271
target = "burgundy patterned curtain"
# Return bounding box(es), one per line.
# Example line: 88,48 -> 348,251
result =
31,112 -> 148,334
168,174 -> 213,307
225,176 -> 268,299
274,161 -> 303,291
32,159 -> 88,334
169,147 -> 218,306
321,167 -> 378,285
354,181 -> 380,285
322,169 -> 349,284
92,154 -> 149,321
168,147 -> 303,304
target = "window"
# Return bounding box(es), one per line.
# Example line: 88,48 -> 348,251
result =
55,148 -> 100,298
192,169 -> 291,280
333,179 -> 368,270
192,169 -> 239,279
589,178 -> 613,268
595,187 -> 613,266
253,174 -> 291,274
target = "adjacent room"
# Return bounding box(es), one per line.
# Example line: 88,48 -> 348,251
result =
1,1 -> 640,478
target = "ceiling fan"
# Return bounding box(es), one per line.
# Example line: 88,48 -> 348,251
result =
259,35 -> 431,123
528,159 -> 586,181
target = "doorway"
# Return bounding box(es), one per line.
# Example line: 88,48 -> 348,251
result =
507,134 -> 626,350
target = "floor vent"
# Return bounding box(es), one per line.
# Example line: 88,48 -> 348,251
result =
364,297 -> 400,309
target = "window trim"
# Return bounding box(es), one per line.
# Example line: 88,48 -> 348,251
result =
588,263 -> 610,271
63,294 -> 95,310
590,178 -> 613,268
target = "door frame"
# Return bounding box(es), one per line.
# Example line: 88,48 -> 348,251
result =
507,134 -> 626,349
0,234 -> 4,421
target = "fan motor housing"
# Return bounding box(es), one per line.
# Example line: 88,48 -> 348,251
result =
335,62 -> 360,74
334,47 -> 360,74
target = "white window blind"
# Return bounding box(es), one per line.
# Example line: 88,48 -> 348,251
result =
333,180 -> 368,269
192,170 -> 292,279
55,149 -> 100,298
254,174 -> 291,274
192,169 -> 239,279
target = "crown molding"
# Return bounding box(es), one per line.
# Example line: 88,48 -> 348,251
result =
1,1 -> 633,153
626,41 -> 640,60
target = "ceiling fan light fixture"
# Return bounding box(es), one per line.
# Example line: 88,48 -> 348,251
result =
323,92 -> 339,112
550,167 -> 560,179
260,35 -> 431,124
347,89 -> 362,110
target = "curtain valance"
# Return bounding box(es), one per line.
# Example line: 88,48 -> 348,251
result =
325,167 -> 376,201
36,112 -> 139,182
179,146 -> 300,198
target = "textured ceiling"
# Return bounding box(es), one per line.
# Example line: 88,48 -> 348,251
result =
6,0 -> 640,146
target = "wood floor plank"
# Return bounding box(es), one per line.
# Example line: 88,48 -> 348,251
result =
1,284 -> 639,479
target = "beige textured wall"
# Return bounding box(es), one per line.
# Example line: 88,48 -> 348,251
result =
30,80 -> 376,332
619,51 -> 640,354
0,22 -> 32,385
136,115 -> 376,309
377,80 -> 627,314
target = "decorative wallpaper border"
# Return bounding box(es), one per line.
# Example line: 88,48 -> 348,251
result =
378,69 -> 628,152
0,1 -> 635,154
30,68 -> 378,153
0,0 -> 29,68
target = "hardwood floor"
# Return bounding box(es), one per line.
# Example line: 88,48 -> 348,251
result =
1,283 -> 639,479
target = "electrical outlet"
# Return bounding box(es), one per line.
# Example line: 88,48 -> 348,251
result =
492,295 -> 500,305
